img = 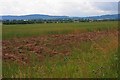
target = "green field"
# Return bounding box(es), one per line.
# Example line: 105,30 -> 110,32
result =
3,21 -> 117,39
2,21 -> 118,78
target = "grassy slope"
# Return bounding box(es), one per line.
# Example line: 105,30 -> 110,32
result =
2,21 -> 118,78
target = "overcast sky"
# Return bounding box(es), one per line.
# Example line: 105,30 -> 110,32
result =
0,0 -> 119,17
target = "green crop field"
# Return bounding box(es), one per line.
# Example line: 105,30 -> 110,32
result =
2,21 -> 118,78
3,21 -> 117,39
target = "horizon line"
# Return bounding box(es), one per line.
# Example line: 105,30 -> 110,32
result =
0,13 -> 119,17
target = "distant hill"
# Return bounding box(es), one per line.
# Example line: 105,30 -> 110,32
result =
1,14 -> 119,20
1,14 -> 69,20
82,14 -> 119,20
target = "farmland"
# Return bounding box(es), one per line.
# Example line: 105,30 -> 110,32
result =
3,21 -> 117,39
2,21 -> 118,78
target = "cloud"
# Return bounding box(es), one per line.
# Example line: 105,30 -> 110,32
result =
91,2 -> 118,14
0,0 -> 119,16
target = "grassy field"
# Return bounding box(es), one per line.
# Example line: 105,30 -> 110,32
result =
3,21 -> 117,39
2,21 -> 118,78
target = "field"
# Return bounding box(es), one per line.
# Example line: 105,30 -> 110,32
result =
2,21 -> 118,78
3,21 -> 117,39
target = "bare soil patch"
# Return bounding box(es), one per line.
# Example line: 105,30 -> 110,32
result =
2,30 -> 118,64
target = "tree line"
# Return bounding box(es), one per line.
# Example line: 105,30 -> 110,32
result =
2,18 -> 117,25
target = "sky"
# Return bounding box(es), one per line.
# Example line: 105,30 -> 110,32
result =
0,0 -> 119,17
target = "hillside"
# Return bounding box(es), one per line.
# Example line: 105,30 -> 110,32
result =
1,14 -> 119,20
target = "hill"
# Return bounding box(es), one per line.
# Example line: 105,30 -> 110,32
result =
1,14 -> 69,20
1,14 -> 119,20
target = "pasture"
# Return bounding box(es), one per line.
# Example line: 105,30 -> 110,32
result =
3,21 -> 117,39
2,21 -> 118,78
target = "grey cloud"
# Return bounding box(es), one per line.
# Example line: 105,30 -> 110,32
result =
91,2 -> 118,13
0,0 -> 119,16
